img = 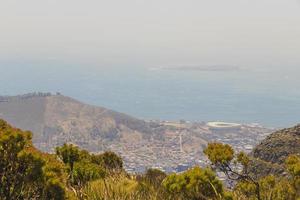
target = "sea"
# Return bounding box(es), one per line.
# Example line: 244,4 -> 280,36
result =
1,61 -> 300,128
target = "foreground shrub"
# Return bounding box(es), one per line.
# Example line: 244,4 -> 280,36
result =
163,166 -> 226,200
205,142 -> 300,200
235,175 -> 296,200
73,161 -> 106,187
84,174 -> 140,200
0,119 -> 67,200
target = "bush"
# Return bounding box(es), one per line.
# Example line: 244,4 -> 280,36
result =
163,167 -> 224,200
0,119 -> 67,200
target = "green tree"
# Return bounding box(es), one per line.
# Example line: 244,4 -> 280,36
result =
163,167 -> 226,200
204,142 -> 261,200
0,119 -> 66,199
55,143 -> 109,199
73,161 -> 105,187
91,151 -> 123,172
41,152 -> 69,199
56,143 -> 80,173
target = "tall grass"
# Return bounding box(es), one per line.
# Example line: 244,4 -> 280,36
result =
82,173 -> 233,200
83,173 -> 158,200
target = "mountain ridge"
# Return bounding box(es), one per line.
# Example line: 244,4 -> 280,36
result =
0,93 -> 152,152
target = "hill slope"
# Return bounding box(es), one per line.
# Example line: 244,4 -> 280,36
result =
0,93 -> 152,151
250,124 -> 300,177
0,93 -> 270,172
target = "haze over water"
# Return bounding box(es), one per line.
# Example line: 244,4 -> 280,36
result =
1,0 -> 300,127
1,63 -> 299,128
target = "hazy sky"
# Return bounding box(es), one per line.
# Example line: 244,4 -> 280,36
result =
1,0 -> 300,68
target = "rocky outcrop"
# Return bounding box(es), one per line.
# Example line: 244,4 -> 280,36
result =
249,124 -> 300,177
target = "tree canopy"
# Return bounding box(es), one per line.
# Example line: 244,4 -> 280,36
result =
0,119 -> 66,199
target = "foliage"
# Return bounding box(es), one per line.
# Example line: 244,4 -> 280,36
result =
1,118 -> 299,200
143,168 -> 167,189
204,142 -> 261,200
73,161 -> 105,187
56,144 -> 80,173
55,142 -> 124,199
235,175 -> 296,200
84,166 -> 227,200
163,167 -> 226,200
204,143 -> 234,165
84,174 -> 141,200
0,119 -> 67,199
134,169 -> 168,200
91,151 -> 123,172
205,142 -> 300,200
285,154 -> 300,197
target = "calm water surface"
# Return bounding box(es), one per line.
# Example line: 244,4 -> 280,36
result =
1,62 -> 299,128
